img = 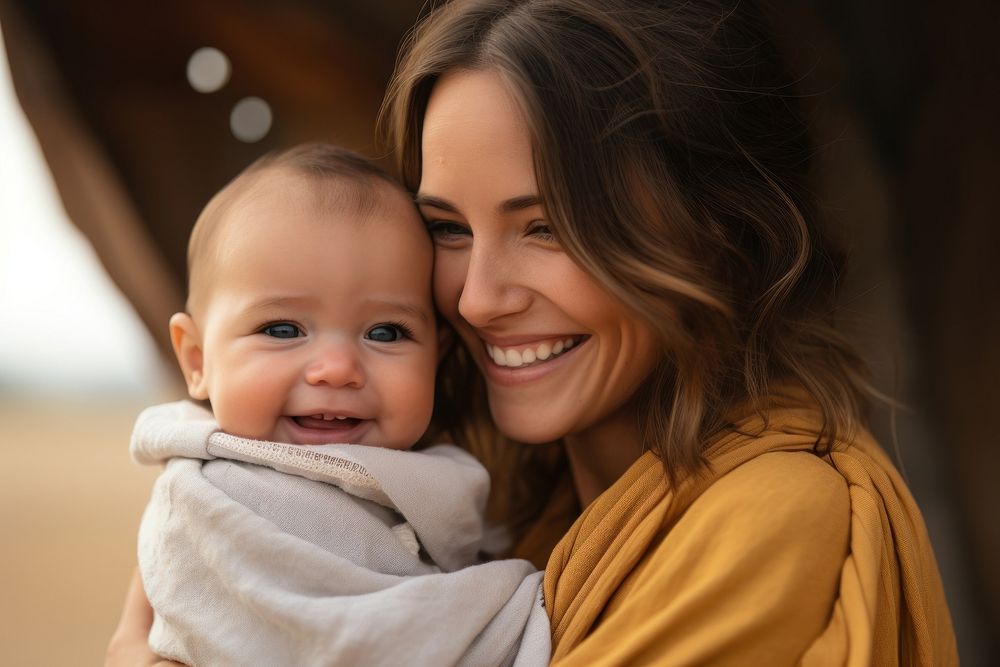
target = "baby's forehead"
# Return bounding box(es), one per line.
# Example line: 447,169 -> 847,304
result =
188,165 -> 426,315
209,165 -> 420,251
230,165 -> 410,217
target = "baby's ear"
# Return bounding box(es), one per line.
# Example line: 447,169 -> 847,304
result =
169,312 -> 208,400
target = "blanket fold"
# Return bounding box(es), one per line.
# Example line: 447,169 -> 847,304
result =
133,402 -> 549,667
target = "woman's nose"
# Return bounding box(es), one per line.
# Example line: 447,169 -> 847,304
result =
304,340 -> 365,389
456,243 -> 532,327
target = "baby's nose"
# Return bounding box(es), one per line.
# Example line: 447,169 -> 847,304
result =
304,341 -> 365,389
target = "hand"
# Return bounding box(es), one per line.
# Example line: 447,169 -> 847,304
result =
105,567 -> 186,667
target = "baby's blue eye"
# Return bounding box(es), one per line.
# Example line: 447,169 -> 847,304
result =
366,324 -> 407,342
261,323 -> 302,339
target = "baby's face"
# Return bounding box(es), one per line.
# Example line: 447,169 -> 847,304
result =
190,173 -> 437,449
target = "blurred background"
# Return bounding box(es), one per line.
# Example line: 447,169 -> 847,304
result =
0,0 -> 995,664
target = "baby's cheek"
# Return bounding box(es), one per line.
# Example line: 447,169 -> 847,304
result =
211,369 -> 287,440
380,364 -> 436,449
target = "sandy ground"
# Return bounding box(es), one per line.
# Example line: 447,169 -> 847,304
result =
0,396 -> 164,665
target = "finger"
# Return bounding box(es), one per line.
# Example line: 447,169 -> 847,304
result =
106,567 -> 161,666
113,567 -> 154,641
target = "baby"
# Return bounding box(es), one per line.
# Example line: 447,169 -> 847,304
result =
132,144 -> 548,666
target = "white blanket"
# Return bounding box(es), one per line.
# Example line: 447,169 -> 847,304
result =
133,401 -> 550,667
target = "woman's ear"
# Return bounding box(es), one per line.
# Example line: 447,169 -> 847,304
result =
436,320 -> 455,364
169,312 -> 209,400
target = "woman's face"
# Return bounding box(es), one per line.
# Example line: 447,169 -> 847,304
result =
417,69 -> 659,444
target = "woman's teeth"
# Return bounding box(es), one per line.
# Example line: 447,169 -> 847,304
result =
486,337 -> 579,368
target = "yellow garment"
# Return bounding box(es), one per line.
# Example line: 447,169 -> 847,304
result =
543,400 -> 958,665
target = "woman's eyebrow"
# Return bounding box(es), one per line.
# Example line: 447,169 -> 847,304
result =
498,194 -> 542,214
414,193 -> 543,215
414,193 -> 458,212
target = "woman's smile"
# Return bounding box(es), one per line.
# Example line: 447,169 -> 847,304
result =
479,334 -> 590,385
481,334 -> 588,368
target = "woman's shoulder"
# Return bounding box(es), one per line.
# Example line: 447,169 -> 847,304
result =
712,449 -> 848,505
592,450 -> 853,664
679,450 -> 850,545
622,450 -> 852,595
619,449 -> 852,596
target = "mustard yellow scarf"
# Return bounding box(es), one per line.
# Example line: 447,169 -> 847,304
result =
544,402 -> 958,665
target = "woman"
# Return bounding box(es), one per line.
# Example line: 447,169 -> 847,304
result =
109,0 -> 957,664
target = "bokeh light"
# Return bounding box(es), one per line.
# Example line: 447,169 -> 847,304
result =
186,47 -> 230,93
230,96 -> 272,143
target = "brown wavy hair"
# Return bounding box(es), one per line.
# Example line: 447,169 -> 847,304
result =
380,0 -> 873,537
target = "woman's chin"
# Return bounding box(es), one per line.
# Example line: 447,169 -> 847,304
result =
488,403 -> 571,444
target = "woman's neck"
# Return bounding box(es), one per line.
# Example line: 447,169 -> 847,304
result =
563,411 -> 645,508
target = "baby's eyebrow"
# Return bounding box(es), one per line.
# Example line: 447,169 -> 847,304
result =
244,295 -> 314,312
245,295 -> 315,310
366,298 -> 431,324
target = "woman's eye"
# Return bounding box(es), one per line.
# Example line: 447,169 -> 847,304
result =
528,221 -> 556,241
260,323 -> 302,339
426,220 -> 470,240
366,323 -> 412,343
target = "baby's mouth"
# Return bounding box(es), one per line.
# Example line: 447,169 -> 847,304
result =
291,415 -> 364,431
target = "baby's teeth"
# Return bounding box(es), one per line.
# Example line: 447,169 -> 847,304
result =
312,414 -> 324,419
552,340 -> 564,355
536,342 -> 552,360
336,416 -> 347,420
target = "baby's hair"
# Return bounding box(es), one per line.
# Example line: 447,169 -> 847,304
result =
245,142 -> 404,216
185,143 -> 409,314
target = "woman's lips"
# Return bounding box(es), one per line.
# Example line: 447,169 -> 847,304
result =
282,415 -> 371,445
